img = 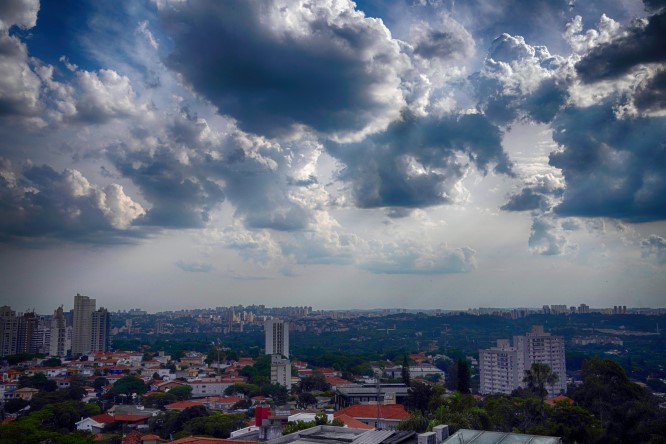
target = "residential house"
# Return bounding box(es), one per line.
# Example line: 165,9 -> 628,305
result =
333,404 -> 410,429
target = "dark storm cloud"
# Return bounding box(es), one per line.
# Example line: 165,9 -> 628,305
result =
204,137 -> 318,232
522,78 -> 569,124
501,174 -> 564,212
107,145 -> 225,228
643,0 -> 666,13
550,103 -> 666,222
328,112 -> 513,209
156,0 -> 406,139
575,10 -> 666,82
501,189 -> 548,212
0,159 -> 144,244
633,69 -> 666,112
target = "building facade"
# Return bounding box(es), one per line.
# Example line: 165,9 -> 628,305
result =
50,306 -> 69,357
265,319 -> 289,356
91,308 -> 110,353
265,319 -> 291,389
72,294 -> 96,355
480,325 -> 566,396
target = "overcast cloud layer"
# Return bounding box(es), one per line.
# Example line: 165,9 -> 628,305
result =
0,0 -> 664,312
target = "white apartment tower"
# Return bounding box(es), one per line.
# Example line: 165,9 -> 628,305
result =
479,339 -> 521,395
480,325 -> 566,396
265,319 -> 289,357
265,319 -> 291,390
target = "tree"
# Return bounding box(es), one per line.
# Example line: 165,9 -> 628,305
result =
108,375 -> 147,397
397,412 -> 429,433
570,357 -> 666,443
404,381 -> 434,414
180,412 -> 246,438
455,358 -> 470,394
4,398 -> 29,414
314,412 -> 328,425
231,399 -> 252,410
282,420 -> 316,435
523,362 -> 558,415
144,392 -> 177,409
41,357 -> 62,367
401,355 -> 411,387
297,392 -> 317,409
168,385 -> 193,400
93,377 -> 109,390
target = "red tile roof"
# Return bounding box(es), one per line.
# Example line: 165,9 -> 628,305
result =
165,400 -> 205,410
334,414 -> 374,429
326,377 -> 352,386
90,414 -> 116,424
334,404 -> 409,421
113,414 -> 151,423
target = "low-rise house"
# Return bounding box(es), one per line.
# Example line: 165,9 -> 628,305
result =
165,400 -> 205,411
76,413 -> 116,433
14,387 -> 39,401
334,404 -> 410,430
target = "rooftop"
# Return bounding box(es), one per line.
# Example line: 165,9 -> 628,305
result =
442,429 -> 561,444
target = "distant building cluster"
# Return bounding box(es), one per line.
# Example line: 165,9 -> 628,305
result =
467,303 -> 650,317
0,293 -> 109,357
479,325 -> 566,397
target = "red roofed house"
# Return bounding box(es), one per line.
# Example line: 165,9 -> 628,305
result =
165,400 -> 205,411
325,377 -> 352,390
333,414 -> 374,430
76,413 -> 116,433
334,404 -> 409,429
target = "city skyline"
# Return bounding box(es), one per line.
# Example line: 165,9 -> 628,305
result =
1,0 -> 665,313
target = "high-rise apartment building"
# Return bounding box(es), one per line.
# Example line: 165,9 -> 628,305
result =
91,308 -> 110,353
0,306 -> 18,357
16,312 -> 38,354
50,306 -> 69,357
480,325 -> 566,396
479,339 -> 521,395
72,294 -> 96,354
265,319 -> 291,390
265,319 -> 289,357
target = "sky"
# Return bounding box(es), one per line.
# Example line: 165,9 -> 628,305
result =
0,0 -> 665,313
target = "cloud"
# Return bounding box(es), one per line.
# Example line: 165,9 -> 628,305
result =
411,15 -> 475,62
641,234 -> 666,264
107,143 -> 225,229
175,260 -> 214,273
550,102 -> 666,222
575,10 -> 666,83
0,33 -> 42,119
156,0 -> 408,141
358,241 -> 476,275
471,33 -> 569,125
0,0 -> 39,31
328,111 -> 513,210
73,69 -> 151,123
501,173 -> 564,212
220,223 -> 476,275
0,158 -> 145,243
528,215 -> 571,256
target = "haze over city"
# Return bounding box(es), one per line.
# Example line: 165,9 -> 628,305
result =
0,0 -> 664,313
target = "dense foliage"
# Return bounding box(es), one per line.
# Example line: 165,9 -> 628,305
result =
397,358 -> 666,444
